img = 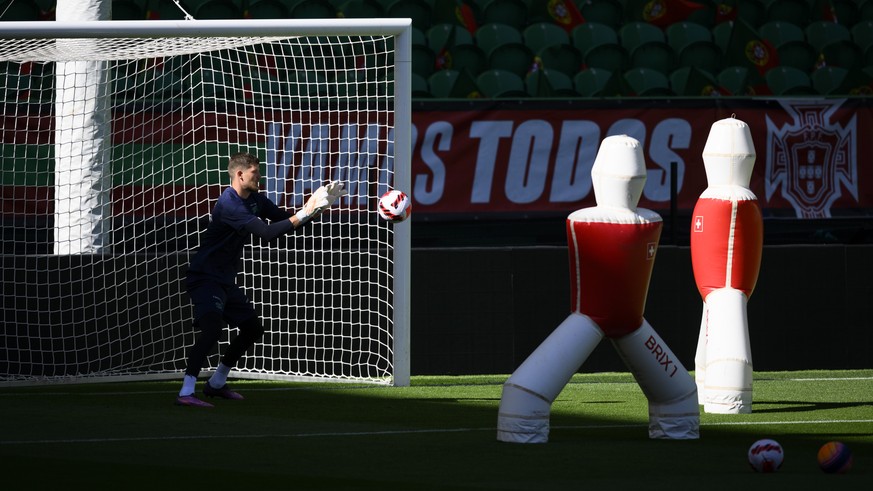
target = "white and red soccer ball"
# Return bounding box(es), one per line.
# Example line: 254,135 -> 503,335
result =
748,438 -> 784,473
378,189 -> 411,222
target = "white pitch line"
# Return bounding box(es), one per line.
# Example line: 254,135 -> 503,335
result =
3,419 -> 872,446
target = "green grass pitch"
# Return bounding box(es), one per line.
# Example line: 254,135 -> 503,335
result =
1,370 -> 870,490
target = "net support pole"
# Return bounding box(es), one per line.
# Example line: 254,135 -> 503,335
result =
53,0 -> 112,254
392,22 -> 412,387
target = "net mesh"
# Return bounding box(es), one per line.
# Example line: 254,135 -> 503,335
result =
0,27 -> 400,385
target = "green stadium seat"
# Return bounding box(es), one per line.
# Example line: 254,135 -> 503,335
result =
195,0 -> 242,19
623,67 -> 673,96
572,22 -> 618,55
573,67 -> 617,97
427,69 -> 459,98
670,66 -> 721,97
665,21 -> 712,54
525,68 -> 576,97
777,40 -> 818,72
736,0 -> 767,28
481,0 -> 528,30
712,21 -> 732,53
765,66 -> 816,95
758,20 -> 804,48
487,42 -> 535,77
583,42 -> 629,73
579,0 -> 623,30
476,69 -> 527,98
805,21 -> 851,53
866,45 -> 873,68
676,40 -> 723,76
387,0 -> 433,30
820,40 -> 864,71
718,66 -> 752,96
427,24 -> 474,53
830,0 -> 859,28
629,41 -> 675,75
766,0 -> 812,27
247,0 -> 291,19
851,20 -> 873,52
524,22 -> 571,54
619,22 -> 665,52
448,44 -> 488,76
411,26 -> 426,46
338,0 -> 384,18
291,0 -> 337,18
811,66 -> 849,95
863,0 -> 873,21
536,44 -> 583,77
412,43 -> 436,77
146,0 -> 192,20
411,72 -> 430,97
475,23 -> 523,56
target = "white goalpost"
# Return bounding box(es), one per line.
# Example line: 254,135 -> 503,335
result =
0,17 -> 412,386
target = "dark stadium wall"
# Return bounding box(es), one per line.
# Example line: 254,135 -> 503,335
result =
410,245 -> 873,375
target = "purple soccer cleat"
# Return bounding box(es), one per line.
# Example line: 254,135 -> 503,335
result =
203,382 -> 244,400
175,395 -> 214,408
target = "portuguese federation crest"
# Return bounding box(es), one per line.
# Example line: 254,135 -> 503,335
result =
765,100 -> 857,218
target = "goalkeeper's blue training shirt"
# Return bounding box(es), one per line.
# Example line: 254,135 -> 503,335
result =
187,186 -> 293,284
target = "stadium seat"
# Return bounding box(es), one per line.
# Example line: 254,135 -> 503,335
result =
447,44 -> 488,76
830,0 -> 859,28
758,20 -> 805,48
572,22 -> 619,55
629,41 -> 675,74
481,0 -> 528,30
805,21 -> 851,53
811,66 -> 849,95
487,42 -> 535,77
583,42 -> 629,73
765,66 -> 815,95
862,0 -> 873,21
623,67 -> 673,96
338,0 -> 384,18
411,72 -> 430,97
670,66 -> 721,97
524,22 -> 571,54
579,0 -> 623,30
476,69 -> 527,98
427,69 -> 459,98
411,26 -> 426,46
525,68 -> 576,97
387,0 -> 433,30
195,0 -> 243,18
427,24 -> 474,53
146,0 -> 192,20
866,45 -> 873,68
475,23 -> 523,56
735,0 -> 767,28
619,22 -> 665,52
676,40 -> 723,76
777,40 -> 818,72
247,0 -> 291,18
665,21 -> 712,54
291,0 -> 337,18
766,0 -> 812,27
112,0 -> 145,19
820,40 -> 864,71
573,67 -> 617,97
536,44 -> 584,77
851,20 -> 873,52
718,66 -> 752,96
411,43 -> 436,77
712,21 -> 732,53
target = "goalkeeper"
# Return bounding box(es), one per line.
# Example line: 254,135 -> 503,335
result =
176,152 -> 346,407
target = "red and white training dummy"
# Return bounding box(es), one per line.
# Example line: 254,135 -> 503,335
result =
691,116 -> 763,414
496,135 -> 699,443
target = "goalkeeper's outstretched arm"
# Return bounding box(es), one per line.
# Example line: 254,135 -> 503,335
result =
292,180 -> 348,228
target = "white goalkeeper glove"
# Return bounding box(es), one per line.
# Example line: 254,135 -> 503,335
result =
294,180 -> 348,224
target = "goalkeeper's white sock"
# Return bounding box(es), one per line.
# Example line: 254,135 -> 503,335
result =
208,363 -> 231,388
179,375 -> 197,397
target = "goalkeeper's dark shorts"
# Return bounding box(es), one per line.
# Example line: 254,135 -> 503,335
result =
186,277 -> 257,327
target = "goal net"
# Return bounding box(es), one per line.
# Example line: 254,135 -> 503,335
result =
0,19 -> 412,386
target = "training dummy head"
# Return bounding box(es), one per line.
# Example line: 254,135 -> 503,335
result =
592,135 -> 647,210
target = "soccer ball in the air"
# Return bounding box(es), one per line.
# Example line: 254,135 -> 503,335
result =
378,189 -> 411,222
817,441 -> 852,474
748,438 -> 784,473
